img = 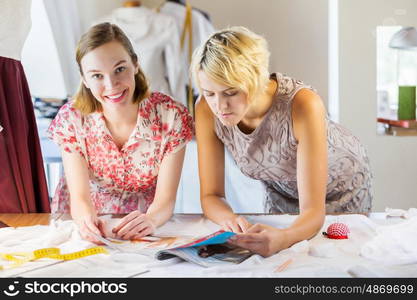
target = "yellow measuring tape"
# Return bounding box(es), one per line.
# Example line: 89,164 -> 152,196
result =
0,247 -> 108,270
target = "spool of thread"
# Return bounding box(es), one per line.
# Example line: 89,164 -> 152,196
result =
398,86 -> 416,120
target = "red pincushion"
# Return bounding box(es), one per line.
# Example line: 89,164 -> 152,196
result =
322,222 -> 350,239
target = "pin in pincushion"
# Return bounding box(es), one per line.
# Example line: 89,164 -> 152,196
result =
322,223 -> 350,239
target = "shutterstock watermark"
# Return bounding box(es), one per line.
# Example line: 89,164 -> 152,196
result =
2,280 -> 127,297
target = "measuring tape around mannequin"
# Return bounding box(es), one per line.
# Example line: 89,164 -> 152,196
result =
180,0 -> 194,117
0,246 -> 108,270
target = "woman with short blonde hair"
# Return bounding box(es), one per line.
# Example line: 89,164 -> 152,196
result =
192,26 -> 270,102
192,26 -> 372,257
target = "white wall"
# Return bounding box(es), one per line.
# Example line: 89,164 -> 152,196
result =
339,0 -> 417,210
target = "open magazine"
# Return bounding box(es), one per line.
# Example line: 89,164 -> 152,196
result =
100,230 -> 253,268
154,230 -> 253,267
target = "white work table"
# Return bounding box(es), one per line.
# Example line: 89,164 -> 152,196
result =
0,213 -> 416,278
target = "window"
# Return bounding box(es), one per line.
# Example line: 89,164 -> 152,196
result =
376,26 -> 417,135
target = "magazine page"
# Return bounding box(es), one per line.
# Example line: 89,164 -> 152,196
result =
101,234 -> 198,257
169,230 -> 235,248
92,230 -> 253,267
100,230 -> 234,255
155,230 -> 253,267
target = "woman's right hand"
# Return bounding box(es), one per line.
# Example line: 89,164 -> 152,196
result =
73,214 -> 106,244
220,215 -> 251,233
62,148 -> 105,244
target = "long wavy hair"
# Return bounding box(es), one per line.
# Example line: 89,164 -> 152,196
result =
73,22 -> 149,114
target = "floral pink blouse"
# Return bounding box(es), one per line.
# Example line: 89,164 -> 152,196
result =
47,92 -> 194,214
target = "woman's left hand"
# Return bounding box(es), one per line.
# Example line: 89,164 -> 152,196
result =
227,223 -> 288,257
112,211 -> 156,240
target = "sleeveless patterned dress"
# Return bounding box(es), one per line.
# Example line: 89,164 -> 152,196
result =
214,73 -> 372,213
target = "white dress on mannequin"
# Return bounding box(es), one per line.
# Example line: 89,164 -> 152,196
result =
0,0 -> 32,61
160,1 -> 215,92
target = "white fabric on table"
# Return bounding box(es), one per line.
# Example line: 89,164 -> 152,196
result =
1,213 -> 417,278
347,263 -> 417,278
385,207 -> 417,219
360,215 -> 417,265
0,218 -> 148,278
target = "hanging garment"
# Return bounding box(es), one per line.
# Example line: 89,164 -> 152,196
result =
42,0 -> 82,96
160,1 -> 214,53
160,2 -> 215,100
96,6 -> 186,106
163,0 -> 212,22
0,0 -> 50,213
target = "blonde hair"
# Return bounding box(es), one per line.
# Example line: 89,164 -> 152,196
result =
191,26 -> 270,101
74,22 -> 149,114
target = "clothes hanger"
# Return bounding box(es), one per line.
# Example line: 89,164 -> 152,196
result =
166,0 -> 185,5
166,0 -> 211,21
155,0 -> 184,13
154,0 -> 166,12
123,1 -> 141,7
